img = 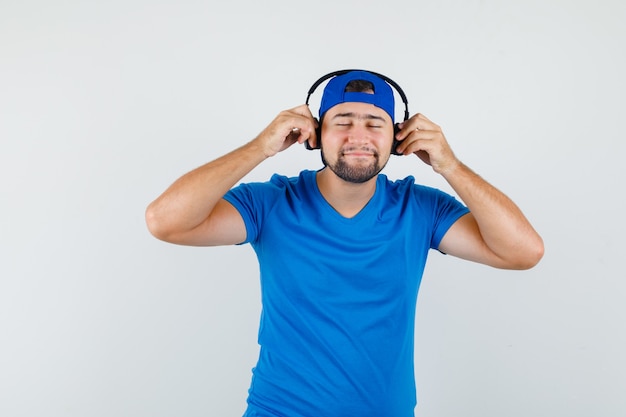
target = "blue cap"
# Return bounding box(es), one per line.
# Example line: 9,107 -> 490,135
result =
319,70 -> 395,122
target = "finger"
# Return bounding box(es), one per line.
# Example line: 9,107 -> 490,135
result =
305,118 -> 319,148
294,117 -> 318,145
415,113 -> 432,122
396,113 -> 440,140
395,115 -> 424,140
287,121 -> 318,148
395,123 -> 425,146
395,129 -> 440,154
413,114 -> 441,132
278,114 -> 312,140
287,127 -> 302,142
295,103 -> 315,117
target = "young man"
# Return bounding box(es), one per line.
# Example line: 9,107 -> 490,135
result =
146,70 -> 544,417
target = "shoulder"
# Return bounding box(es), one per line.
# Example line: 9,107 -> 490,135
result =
268,170 -> 315,188
378,174 -> 468,220
225,170 -> 313,205
378,174 -> 449,200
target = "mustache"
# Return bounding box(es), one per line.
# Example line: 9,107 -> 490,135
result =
340,146 -> 379,156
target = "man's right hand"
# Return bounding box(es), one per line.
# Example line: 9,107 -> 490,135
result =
254,104 -> 318,158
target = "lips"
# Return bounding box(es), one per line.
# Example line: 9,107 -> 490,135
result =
341,147 -> 377,157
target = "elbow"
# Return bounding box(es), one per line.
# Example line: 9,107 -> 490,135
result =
513,236 -> 545,270
145,202 -> 171,242
526,235 -> 545,269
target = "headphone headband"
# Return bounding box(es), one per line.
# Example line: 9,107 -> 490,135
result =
305,69 -> 410,122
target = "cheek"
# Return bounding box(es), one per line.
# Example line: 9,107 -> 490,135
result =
319,129 -> 342,148
374,128 -> 395,149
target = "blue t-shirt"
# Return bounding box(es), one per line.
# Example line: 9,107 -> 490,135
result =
224,170 -> 469,417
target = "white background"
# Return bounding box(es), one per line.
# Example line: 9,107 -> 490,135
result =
1,0 -> 625,416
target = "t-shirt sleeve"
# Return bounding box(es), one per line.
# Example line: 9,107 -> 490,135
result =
222,176 -> 284,245
426,188 -> 470,250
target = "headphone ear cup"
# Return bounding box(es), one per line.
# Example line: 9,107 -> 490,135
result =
391,123 -> 402,155
306,118 -> 321,150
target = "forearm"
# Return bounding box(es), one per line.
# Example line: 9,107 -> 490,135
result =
145,104 -> 317,244
441,161 -> 544,268
145,140 -> 267,239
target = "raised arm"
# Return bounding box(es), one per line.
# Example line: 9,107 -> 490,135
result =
145,104 -> 317,246
395,114 -> 544,270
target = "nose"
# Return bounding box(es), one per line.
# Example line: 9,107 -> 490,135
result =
346,124 -> 369,144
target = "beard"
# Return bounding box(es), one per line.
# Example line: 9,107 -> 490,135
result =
321,147 -> 388,184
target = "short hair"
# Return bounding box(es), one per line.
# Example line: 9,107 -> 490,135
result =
344,79 -> 375,93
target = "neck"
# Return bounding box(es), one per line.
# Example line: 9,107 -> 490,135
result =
316,167 -> 378,218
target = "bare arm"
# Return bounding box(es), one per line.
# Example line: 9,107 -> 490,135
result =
145,104 -> 317,246
395,114 -> 544,270
438,163 -> 544,269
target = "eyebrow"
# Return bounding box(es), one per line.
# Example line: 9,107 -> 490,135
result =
331,112 -> 387,123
